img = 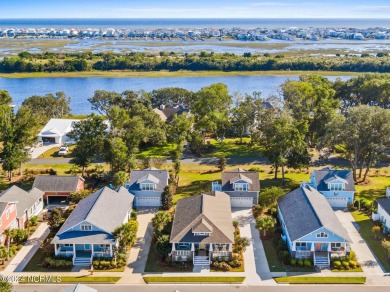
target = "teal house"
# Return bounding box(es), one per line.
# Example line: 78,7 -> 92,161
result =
308,167 -> 355,208
278,185 -> 352,267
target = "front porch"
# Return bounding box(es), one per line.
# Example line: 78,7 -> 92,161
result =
171,243 -> 232,265
55,243 -> 113,265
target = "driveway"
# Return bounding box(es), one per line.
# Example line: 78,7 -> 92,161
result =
30,143 -> 60,159
123,208 -> 158,274
231,208 -> 274,285
334,209 -> 384,275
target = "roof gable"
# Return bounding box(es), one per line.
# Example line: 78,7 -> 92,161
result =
32,176 -> 83,192
221,169 -> 260,192
39,118 -> 80,136
313,168 -> 355,192
127,169 -> 168,192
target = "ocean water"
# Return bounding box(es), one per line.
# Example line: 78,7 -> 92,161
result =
1,18 -> 389,29
0,75 -> 350,114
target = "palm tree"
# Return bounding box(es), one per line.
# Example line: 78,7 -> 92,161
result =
0,246 -> 7,265
256,215 -> 276,237
3,229 -> 16,261
151,211 -> 171,237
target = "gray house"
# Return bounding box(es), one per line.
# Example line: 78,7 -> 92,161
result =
212,168 -> 260,207
51,187 -> 134,266
170,191 -> 235,266
126,168 -> 169,207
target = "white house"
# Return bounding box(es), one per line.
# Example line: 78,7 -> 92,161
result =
374,198 -> 390,233
38,118 -> 80,144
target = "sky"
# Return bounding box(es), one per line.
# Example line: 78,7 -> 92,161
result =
2,0 -> 390,19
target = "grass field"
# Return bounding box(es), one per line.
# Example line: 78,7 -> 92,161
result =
351,210 -> 390,272
21,276 -> 120,283
274,276 -> 366,284
143,276 -> 245,283
0,70 -> 359,79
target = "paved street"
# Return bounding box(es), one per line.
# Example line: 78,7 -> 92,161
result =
4,223 -> 50,273
334,209 -> 384,275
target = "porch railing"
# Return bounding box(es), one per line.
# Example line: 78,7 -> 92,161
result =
93,252 -> 112,258
57,251 -> 74,257
295,250 -> 312,258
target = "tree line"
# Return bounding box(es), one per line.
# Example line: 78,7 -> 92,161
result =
0,73 -> 389,184
1,51 -> 390,73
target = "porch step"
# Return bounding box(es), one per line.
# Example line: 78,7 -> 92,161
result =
193,256 -> 210,266
314,256 -> 329,267
73,257 -> 92,266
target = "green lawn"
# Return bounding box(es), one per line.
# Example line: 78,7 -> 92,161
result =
351,210 -> 390,272
274,276 -> 366,284
21,276 -> 120,283
137,144 -> 176,159
206,138 -> 263,158
143,276 -> 245,283
262,239 -> 315,272
38,145 -> 76,159
331,267 -> 363,272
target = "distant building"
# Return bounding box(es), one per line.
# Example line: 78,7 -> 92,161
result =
38,118 -> 80,144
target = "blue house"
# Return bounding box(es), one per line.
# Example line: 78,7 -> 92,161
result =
308,167 -> 355,208
278,185 -> 352,267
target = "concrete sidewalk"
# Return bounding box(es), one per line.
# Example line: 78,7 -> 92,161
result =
4,223 -> 50,272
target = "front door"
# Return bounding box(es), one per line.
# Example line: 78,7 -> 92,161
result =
199,244 -> 205,250
316,243 -> 322,251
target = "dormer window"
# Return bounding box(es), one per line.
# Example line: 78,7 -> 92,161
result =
194,232 -> 210,236
81,224 -> 92,231
328,183 -> 343,191
141,183 -> 156,191
234,183 -> 248,191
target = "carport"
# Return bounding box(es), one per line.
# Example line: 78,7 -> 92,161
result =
46,195 -> 69,205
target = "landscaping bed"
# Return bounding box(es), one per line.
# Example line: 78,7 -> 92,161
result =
143,276 -> 245,283
274,276 -> 366,284
331,251 -> 363,272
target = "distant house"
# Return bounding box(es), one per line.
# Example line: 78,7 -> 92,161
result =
170,191 -> 235,266
307,167 -> 355,208
278,185 -> 351,267
153,105 -> 190,123
51,187 -> 134,266
212,168 -> 260,207
126,168 -> 169,207
0,201 -> 18,245
32,175 -> 85,205
0,186 -> 44,228
38,118 -> 81,144
374,198 -> 390,233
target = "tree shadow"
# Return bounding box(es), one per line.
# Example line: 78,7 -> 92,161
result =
177,179 -> 212,195
358,189 -> 386,200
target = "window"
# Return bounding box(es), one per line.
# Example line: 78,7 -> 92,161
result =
194,232 -> 210,236
5,211 -> 9,220
141,183 -> 156,191
329,183 -> 343,191
234,183 -> 248,191
331,243 -> 341,248
296,242 -> 307,247
81,224 -> 92,231
9,204 -> 15,212
316,232 -> 328,238
64,244 -> 72,247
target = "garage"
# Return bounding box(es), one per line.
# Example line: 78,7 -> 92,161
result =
230,197 -> 253,208
326,197 -> 347,208
47,195 -> 69,205
136,196 -> 161,207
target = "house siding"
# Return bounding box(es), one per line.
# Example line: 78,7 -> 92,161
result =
319,191 -> 354,204
297,227 -> 347,243
378,204 -> 390,232
66,221 -> 106,233
278,206 -> 292,251
0,203 -> 18,245
224,191 -> 258,205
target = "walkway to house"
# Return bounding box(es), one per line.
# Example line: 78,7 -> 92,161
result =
4,223 -> 50,272
231,207 -> 274,285
334,209 -> 384,275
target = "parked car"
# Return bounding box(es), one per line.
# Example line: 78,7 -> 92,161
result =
24,146 -> 35,153
58,146 -> 68,156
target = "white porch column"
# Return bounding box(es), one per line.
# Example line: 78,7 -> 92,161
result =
311,242 -> 315,251
346,243 -> 351,253
91,244 -> 94,256
327,244 -> 332,252
292,241 -> 296,251
228,244 -> 232,252
54,244 -> 58,256
172,243 -> 176,251
109,244 -> 113,257
209,244 -> 213,251
191,243 -> 195,252
73,243 -> 76,255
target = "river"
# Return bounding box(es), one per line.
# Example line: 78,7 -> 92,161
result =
0,75 -> 350,114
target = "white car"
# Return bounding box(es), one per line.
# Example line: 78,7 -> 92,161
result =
24,146 -> 35,153
58,146 -> 68,156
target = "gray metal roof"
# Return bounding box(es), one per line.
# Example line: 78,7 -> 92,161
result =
127,168 -> 169,192
32,175 -> 84,193
221,168 -> 260,192
377,198 -> 390,214
313,168 -> 355,192
0,186 -> 44,219
278,186 -> 352,242
55,186 -> 134,236
0,202 -> 9,216
170,191 -> 234,244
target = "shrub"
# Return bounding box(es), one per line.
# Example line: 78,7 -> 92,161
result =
349,250 -> 357,261
278,250 -> 291,265
13,229 -> 27,244
232,220 -> 239,228
342,261 -> 350,269
172,261 -> 192,270
290,259 -> 296,266
298,260 -> 304,266
29,216 -> 39,226
43,257 -> 73,268
333,261 -> 342,269
248,167 -> 261,172
16,244 -> 23,251
349,260 -> 357,268
303,260 -> 312,267
228,259 -> 242,268
130,209 -> 137,220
